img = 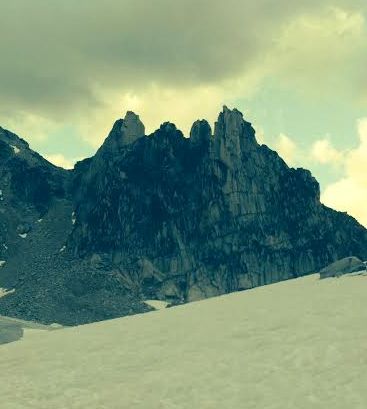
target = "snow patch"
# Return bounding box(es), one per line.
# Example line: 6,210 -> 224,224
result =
10,145 -> 20,154
37,218 -> 43,223
19,233 -> 28,239
49,323 -> 63,330
59,245 -> 66,252
0,288 -> 15,298
0,260 -> 6,268
71,211 -> 76,225
144,300 -> 169,310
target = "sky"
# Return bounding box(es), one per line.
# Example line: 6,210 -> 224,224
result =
0,0 -> 366,226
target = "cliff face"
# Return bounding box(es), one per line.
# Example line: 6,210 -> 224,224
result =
0,107 -> 366,324
70,107 -> 367,305
0,127 -> 69,274
0,127 -> 76,321
0,125 -> 149,325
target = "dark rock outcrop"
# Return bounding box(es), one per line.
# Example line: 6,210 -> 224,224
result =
69,106 -> 367,304
319,257 -> 366,279
0,126 -> 150,324
0,107 -> 366,324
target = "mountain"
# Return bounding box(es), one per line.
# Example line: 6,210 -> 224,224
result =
1,272 -> 367,408
0,107 -> 366,325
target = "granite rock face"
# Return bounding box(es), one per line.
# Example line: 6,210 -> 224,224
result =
0,107 -> 367,324
70,107 -> 367,305
0,126 -> 150,324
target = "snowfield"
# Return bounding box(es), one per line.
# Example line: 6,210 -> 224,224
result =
1,273 -> 367,408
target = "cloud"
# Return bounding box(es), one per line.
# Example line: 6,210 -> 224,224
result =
321,118 -> 367,227
78,84 -> 228,147
311,139 -> 343,165
274,134 -> 298,166
0,111 -> 59,143
0,1 -> 366,146
258,122 -> 366,227
269,6 -> 367,98
322,178 -> 367,227
45,154 -> 76,170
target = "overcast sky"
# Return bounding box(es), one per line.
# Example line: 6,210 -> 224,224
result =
0,0 -> 366,226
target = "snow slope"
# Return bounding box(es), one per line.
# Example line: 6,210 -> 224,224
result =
0,274 -> 367,409
0,315 -> 60,345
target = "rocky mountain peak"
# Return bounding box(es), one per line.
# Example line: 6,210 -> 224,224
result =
190,120 -> 212,146
121,111 -> 145,145
213,106 -> 258,166
0,128 -> 30,159
1,106 -> 366,326
215,105 -> 246,136
150,122 -> 185,147
98,111 -> 145,155
158,122 -> 178,133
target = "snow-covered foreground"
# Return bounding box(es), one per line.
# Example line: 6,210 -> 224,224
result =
1,274 -> 367,409
0,315 -> 58,345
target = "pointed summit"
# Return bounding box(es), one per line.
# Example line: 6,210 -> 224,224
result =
149,121 -> 185,148
99,111 -> 145,154
190,120 -> 212,146
213,106 -> 257,166
159,122 -> 178,133
1,107 -> 367,327
214,106 -> 255,142
121,111 -> 145,145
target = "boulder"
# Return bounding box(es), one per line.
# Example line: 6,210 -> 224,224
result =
319,256 -> 366,279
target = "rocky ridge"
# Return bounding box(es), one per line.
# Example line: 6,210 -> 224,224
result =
0,107 -> 366,325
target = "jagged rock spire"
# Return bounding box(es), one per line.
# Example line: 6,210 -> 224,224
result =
213,106 -> 257,166
190,120 -> 212,146
99,111 -> 145,154
1,106 -> 367,326
121,111 -> 145,145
